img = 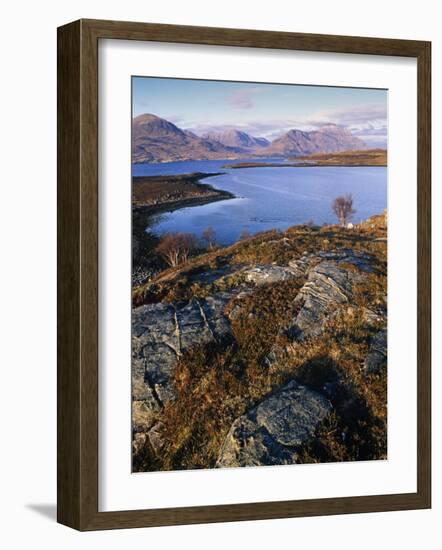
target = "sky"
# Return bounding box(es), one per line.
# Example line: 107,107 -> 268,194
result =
132,76 -> 388,147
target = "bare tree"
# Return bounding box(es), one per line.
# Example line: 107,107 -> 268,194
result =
332,194 -> 356,226
202,226 -> 216,250
179,233 -> 197,263
156,233 -> 181,267
156,232 -> 197,267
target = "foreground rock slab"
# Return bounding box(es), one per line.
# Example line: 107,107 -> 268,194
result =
216,380 -> 332,468
132,292 -> 235,432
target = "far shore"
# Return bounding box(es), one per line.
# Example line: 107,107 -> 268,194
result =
223,148 -> 387,169
222,162 -> 387,169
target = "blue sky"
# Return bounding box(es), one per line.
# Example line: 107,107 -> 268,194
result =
132,77 -> 387,146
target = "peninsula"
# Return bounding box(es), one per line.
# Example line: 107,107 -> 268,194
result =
223,149 -> 387,169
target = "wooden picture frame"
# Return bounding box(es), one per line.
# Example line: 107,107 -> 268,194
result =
57,18 -> 431,531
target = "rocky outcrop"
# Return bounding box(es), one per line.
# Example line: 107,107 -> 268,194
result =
216,380 -> 332,468
287,250 -> 377,340
243,264 -> 299,286
133,248 -> 386,467
364,329 -> 387,374
132,293 -> 234,415
132,261 -> 304,436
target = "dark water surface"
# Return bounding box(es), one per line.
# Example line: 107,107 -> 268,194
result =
132,159 -> 387,245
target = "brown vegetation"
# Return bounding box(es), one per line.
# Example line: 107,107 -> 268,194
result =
133,213 -> 387,471
132,173 -> 230,207
295,148 -> 387,166
155,232 -> 197,267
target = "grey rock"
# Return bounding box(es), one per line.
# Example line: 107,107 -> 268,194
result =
317,248 -> 375,272
287,250 -> 376,340
132,292 -> 236,431
361,307 -> 384,325
188,264 -> 244,285
287,255 -> 314,277
243,264 -> 298,286
147,421 -> 166,454
364,329 -> 387,374
216,380 -> 332,468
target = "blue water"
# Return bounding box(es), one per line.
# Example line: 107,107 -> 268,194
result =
133,159 -> 387,245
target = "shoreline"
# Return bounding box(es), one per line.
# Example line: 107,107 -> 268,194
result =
223,162 -> 387,169
223,149 -> 387,169
132,172 -> 235,281
133,171 -> 234,205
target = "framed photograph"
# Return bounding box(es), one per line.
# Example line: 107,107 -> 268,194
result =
57,19 -> 431,530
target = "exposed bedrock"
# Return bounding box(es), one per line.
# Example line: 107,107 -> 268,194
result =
216,380 -> 332,468
132,249 -> 386,465
132,292 -> 234,422
286,249 -> 380,341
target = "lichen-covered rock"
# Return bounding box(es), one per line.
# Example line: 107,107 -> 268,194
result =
243,264 -> 299,286
287,250 -> 376,340
316,249 -> 376,272
216,380 -> 332,468
132,292 -> 235,432
287,254 -> 314,277
364,329 -> 387,374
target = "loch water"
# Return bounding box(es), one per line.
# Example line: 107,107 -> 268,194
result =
132,159 -> 387,244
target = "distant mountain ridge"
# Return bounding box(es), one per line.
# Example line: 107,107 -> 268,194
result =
203,129 -> 270,150
132,113 -> 368,163
265,124 -> 366,156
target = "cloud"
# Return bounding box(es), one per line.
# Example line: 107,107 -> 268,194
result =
165,115 -> 186,125
310,104 -> 388,143
227,87 -> 266,109
322,104 -> 387,126
188,119 -> 309,139
185,104 -> 388,146
228,89 -> 255,109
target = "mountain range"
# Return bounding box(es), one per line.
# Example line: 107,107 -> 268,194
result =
132,113 -> 367,163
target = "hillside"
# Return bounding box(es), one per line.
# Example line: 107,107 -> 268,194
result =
204,129 -> 270,150
132,114 -> 239,163
265,125 -> 367,156
132,214 -> 388,471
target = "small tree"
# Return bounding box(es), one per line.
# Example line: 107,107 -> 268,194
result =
156,233 -> 181,267
202,226 -> 216,250
178,232 -> 197,263
332,194 -> 356,227
239,229 -> 251,241
156,232 -> 197,267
